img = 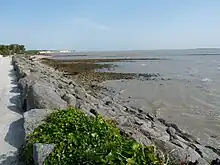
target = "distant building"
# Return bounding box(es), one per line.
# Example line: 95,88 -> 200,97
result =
39,50 -> 75,54
39,50 -> 52,54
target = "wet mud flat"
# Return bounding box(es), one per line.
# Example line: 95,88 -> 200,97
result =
41,58 -> 163,88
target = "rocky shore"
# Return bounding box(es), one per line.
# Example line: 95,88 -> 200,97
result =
12,55 -> 220,164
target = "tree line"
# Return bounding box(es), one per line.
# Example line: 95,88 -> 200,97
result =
0,44 -> 26,56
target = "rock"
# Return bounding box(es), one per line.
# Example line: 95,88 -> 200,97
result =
90,109 -> 98,117
58,83 -> 63,89
33,143 -> 55,165
27,81 -> 67,110
29,67 -> 39,73
75,99 -> 84,109
105,101 -> 112,105
18,74 -> 41,110
205,146 -> 220,157
0,151 -> 19,165
62,94 -> 77,107
140,126 -> 161,140
74,87 -> 86,99
166,126 -> 176,137
136,113 -> 146,120
132,132 -> 153,146
138,108 -> 143,113
178,132 -> 199,144
154,138 -> 178,153
116,115 -> 128,125
158,118 -> 181,133
69,80 -> 77,86
69,88 -> 76,95
18,74 -> 39,90
195,144 -> 220,163
152,122 -> 167,131
24,109 -> 53,136
197,158 -> 209,165
56,89 -> 67,98
170,138 -> 188,149
85,94 -> 100,104
18,73 -> 68,111
157,134 -> 170,142
211,158 -> 220,165
158,118 -> 166,125
146,112 -> 154,121
170,147 -> 201,163
134,117 -> 145,126
169,123 -> 182,133
128,108 -> 137,115
69,84 -> 74,88
154,139 -> 202,163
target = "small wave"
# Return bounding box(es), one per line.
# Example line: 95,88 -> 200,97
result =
217,67 -> 220,71
140,64 -> 146,66
201,78 -> 212,82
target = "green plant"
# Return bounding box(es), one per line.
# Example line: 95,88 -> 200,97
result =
23,108 -> 162,165
0,44 -> 25,55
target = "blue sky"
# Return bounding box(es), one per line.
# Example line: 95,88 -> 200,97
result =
0,0 -> 220,50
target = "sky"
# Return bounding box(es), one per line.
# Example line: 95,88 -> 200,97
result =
0,0 -> 220,51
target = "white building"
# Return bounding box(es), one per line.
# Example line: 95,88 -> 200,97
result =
39,50 -> 74,54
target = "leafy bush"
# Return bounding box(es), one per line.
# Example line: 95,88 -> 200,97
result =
0,44 -> 25,55
23,108 -> 162,165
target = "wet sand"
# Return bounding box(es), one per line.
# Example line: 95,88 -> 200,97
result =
100,79 -> 220,147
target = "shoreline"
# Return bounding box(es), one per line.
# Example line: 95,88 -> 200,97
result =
12,55 -> 220,164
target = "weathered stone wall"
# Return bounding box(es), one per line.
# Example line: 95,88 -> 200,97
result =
12,56 -> 219,165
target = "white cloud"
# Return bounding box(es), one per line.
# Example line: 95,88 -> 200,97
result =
73,17 -> 110,31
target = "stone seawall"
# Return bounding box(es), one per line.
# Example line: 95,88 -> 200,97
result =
12,55 -> 219,165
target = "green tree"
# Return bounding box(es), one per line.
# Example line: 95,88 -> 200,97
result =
0,44 -> 26,56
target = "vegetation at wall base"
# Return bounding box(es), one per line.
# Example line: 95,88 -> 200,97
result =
21,108 -> 164,165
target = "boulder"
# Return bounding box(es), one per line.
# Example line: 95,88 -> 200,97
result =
56,89 -> 67,98
197,158 -> 209,165
24,109 -> 53,136
211,158 -> 220,165
170,147 -> 201,163
154,138 -> 178,153
33,143 -> 55,165
154,139 -> 202,163
30,68 -> 39,73
170,138 -> 188,149
27,81 -> 67,110
62,94 -> 77,107
74,87 -> 86,99
75,99 -> 84,109
194,144 -> 220,164
90,109 -> 98,117
166,126 -> 176,137
140,123 -> 169,140
131,132 -> 153,146
18,73 -> 40,89
18,74 -> 41,110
